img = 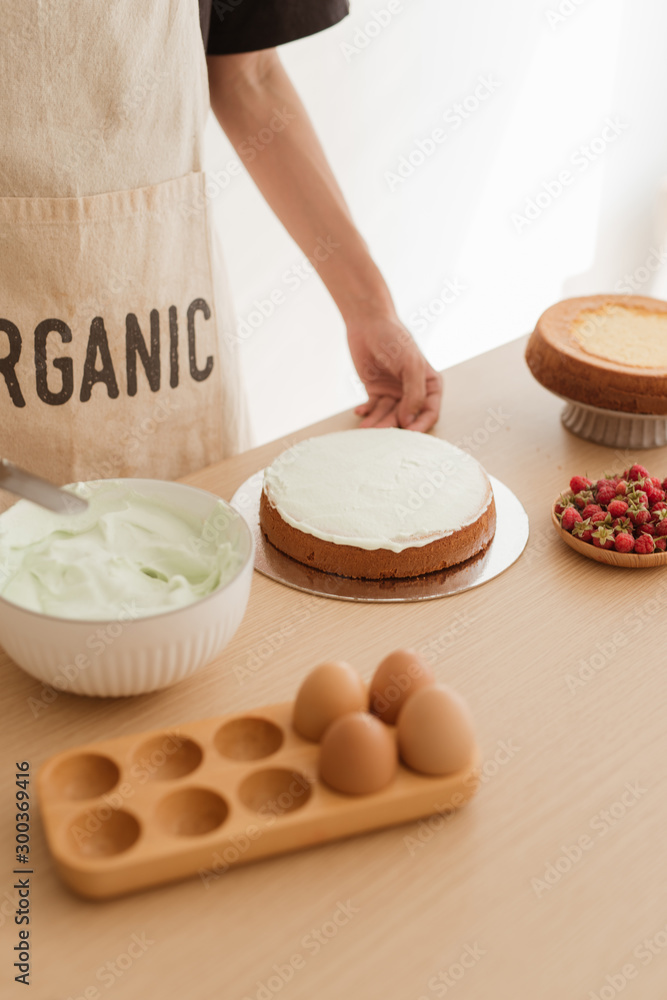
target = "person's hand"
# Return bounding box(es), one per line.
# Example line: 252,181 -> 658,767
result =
347,313 -> 443,432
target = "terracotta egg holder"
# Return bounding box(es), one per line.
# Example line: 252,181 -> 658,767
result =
37,699 -> 480,900
552,494 -> 667,568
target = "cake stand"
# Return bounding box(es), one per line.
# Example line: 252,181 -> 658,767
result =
556,393 -> 667,450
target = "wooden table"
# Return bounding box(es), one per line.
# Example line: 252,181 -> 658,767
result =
3,335 -> 667,1000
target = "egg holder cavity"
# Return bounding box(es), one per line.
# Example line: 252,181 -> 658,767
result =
37,700 -> 480,899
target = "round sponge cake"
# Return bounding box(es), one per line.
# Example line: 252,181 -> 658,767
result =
259,428 -> 496,579
526,294 -> 667,414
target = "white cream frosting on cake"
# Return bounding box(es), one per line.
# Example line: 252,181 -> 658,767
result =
262,428 -> 493,553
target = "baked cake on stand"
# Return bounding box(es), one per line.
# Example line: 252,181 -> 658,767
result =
526,294 -> 667,448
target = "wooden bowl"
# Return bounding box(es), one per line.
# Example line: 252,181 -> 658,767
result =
551,500 -> 667,569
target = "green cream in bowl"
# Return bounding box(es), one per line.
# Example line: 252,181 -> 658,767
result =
0,480 -> 254,696
0,483 -> 244,620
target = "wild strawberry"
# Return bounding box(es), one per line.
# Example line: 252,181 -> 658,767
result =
649,488 -> 666,505
628,490 -> 648,507
639,523 -> 656,536
573,490 -> 594,509
581,503 -> 603,519
662,478 -> 667,493
570,475 -> 592,493
644,476 -> 662,490
651,502 -> 667,517
612,516 -> 633,534
614,532 -> 634,553
592,525 -> 615,549
630,507 -> 651,526
615,479 -> 628,496
629,463 -> 649,481
589,512 -> 612,529
634,533 -> 655,554
596,486 -> 616,506
656,519 -> 667,537
607,499 -> 629,518
554,493 -> 573,516
572,518 -> 593,543
655,537 -> 667,551
561,507 -> 583,532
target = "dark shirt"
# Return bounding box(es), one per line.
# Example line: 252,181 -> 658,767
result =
199,0 -> 349,55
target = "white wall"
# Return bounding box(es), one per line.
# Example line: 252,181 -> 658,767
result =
204,0 -> 667,447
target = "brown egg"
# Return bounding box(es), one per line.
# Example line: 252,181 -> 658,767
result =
293,661 -> 367,742
397,684 -> 476,775
319,712 -> 398,795
369,648 -> 436,724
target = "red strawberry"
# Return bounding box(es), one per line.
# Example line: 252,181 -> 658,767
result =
629,464 -> 649,481
630,490 -> 648,506
573,490 -> 594,509
590,512 -> 613,527
581,504 -> 603,519
592,525 -> 615,549
614,532 -> 634,553
615,480 -> 628,496
630,507 -> 651,526
607,499 -> 629,518
645,488 -> 665,506
596,486 -> 616,506
655,537 -> 667,551
656,519 -> 667,537
612,516 -> 634,534
650,502 -> 667,517
634,533 -> 655,554
554,494 -> 573,516
645,476 -> 662,490
570,475 -> 592,493
572,518 -> 593,543
639,523 -> 656,536
561,507 -> 583,532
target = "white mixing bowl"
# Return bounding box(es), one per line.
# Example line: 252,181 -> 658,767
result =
0,479 -> 254,697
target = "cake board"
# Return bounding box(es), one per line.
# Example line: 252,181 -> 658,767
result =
230,472 -> 529,603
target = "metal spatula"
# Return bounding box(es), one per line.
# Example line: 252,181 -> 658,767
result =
0,459 -> 89,515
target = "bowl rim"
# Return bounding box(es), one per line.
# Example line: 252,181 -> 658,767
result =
0,478 -> 255,625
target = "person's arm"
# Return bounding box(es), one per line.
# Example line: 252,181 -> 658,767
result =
207,50 -> 442,432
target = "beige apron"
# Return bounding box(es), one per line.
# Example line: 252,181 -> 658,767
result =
0,0 -> 249,507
